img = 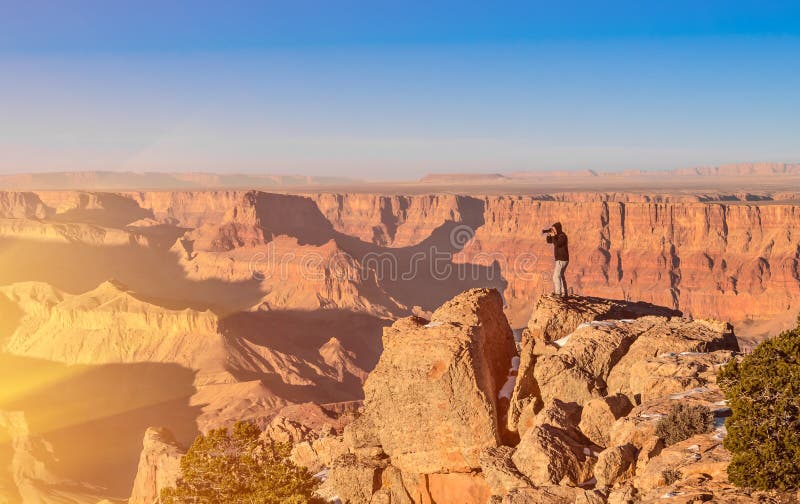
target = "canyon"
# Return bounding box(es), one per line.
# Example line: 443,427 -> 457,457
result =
0,182 -> 798,502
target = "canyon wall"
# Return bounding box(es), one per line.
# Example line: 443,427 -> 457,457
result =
0,190 -> 797,339
309,193 -> 800,338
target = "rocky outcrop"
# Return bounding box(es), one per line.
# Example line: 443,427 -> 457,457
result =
578,394 -> 633,448
128,428 -> 184,504
359,288 -> 515,473
326,288 -> 515,502
323,290 -> 758,503
508,296 -> 739,437
508,296 -> 679,433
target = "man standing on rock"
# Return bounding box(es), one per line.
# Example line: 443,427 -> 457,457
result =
545,222 -> 569,297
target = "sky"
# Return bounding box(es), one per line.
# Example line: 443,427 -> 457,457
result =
1,1 -> 800,179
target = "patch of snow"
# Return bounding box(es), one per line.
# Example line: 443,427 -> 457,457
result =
582,447 -> 592,456
640,413 -> 666,420
658,352 -> 678,358
678,351 -> 708,356
668,386 -> 710,399
313,468 -> 329,481
577,320 -> 618,330
660,491 -> 682,498
712,425 -> 727,441
619,318 -> 636,323
554,334 -> 572,347
499,375 -> 517,400
713,400 -> 728,406
686,444 -> 700,452
510,356 -> 520,372
424,321 -> 444,328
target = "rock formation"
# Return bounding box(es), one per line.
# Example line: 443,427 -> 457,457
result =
128,428 -> 183,504
320,290 -> 788,503
0,185 -> 799,502
357,288 -> 515,474
0,280 -> 372,431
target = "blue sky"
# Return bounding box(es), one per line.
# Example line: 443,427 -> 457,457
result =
1,1 -> 799,179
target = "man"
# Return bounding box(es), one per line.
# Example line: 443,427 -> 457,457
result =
545,222 -> 569,297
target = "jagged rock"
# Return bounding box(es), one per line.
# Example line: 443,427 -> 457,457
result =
516,397 -> 583,440
606,320 -> 738,403
479,446 -> 531,496
291,436 -> 348,474
635,433 -> 729,495
508,296 -> 677,433
532,318 -> 643,405
511,424 -> 596,486
578,394 -> 633,448
326,453 -> 388,504
627,350 -> 736,403
264,402 -> 350,444
375,465 -> 414,504
634,435 -> 664,475
524,295 -> 679,345
607,485 -> 638,504
128,427 -> 184,504
594,443 -> 637,488
500,486 -> 607,504
343,414 -> 385,459
359,288 -> 516,473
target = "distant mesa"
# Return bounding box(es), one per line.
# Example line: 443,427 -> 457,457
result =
0,171 -> 361,190
418,173 -> 508,184
419,162 -> 800,184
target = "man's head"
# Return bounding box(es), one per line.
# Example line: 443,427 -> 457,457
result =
552,222 -> 563,233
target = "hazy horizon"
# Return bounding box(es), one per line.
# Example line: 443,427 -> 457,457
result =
3,1 -> 800,178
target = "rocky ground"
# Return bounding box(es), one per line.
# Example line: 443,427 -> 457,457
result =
131,289 -> 799,503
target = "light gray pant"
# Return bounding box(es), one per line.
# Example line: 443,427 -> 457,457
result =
553,260 -> 569,296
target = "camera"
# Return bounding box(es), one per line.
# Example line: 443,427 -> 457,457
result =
541,228 -> 552,234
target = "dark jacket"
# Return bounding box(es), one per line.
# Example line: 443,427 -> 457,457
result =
546,222 -> 569,261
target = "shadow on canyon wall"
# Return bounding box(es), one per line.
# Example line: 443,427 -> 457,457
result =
0,238 -> 265,313
0,354 -> 200,499
220,309 -> 392,403
252,192 -> 508,311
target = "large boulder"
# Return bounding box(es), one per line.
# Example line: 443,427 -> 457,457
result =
594,443 -> 637,488
128,428 -> 184,504
605,319 -> 737,402
511,423 -> 597,486
627,350 -> 736,404
524,295 -> 679,346
324,453 -> 388,504
359,288 -> 516,473
479,446 -> 532,496
578,394 -> 633,448
511,309 -> 738,437
532,319 -> 644,405
509,296 -> 679,434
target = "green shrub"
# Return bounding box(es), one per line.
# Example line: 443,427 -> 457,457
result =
654,403 -> 713,446
160,421 -> 324,504
718,316 -> 800,491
